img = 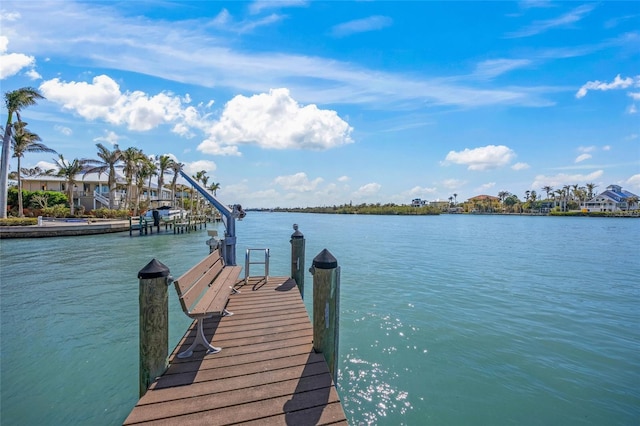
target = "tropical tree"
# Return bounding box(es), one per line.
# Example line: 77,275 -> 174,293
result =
1,87 -> 45,218
208,181 -> 221,196
121,147 -> 145,210
453,193 -> 457,205
54,154 -> 90,216
11,121 -> 57,216
146,159 -> 158,202
156,155 -> 174,201
542,185 -> 553,200
497,191 -> 509,204
192,170 -> 207,214
84,143 -> 121,209
170,161 -> 184,204
586,182 -> 598,200
135,156 -> 154,214
504,194 -> 520,213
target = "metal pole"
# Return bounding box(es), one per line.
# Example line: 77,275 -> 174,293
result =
138,259 -> 170,397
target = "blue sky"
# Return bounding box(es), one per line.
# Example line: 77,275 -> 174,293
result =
1,1 -> 638,208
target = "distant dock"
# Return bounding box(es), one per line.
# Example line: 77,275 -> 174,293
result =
124,276 -> 348,425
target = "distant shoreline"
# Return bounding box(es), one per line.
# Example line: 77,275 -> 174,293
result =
248,208 -> 639,218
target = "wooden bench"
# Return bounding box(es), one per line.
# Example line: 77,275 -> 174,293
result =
173,249 -> 242,358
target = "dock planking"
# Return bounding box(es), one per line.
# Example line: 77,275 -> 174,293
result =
124,276 -> 348,425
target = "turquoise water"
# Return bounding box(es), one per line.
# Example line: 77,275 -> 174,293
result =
1,213 -> 639,425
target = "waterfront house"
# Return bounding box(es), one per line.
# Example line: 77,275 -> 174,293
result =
466,194 -> 501,212
19,170 -> 173,212
581,184 -> 639,212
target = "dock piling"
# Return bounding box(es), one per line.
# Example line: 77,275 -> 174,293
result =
290,224 -> 306,298
310,248 -> 340,382
137,259 -> 170,397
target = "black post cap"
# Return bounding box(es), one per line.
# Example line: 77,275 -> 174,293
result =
312,248 -> 337,269
138,259 -> 170,279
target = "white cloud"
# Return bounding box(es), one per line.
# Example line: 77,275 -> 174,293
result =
353,182 -> 381,198
473,59 -> 532,79
628,92 -> 640,100
626,174 -> 640,189
183,160 -> 217,177
575,74 -> 639,98
442,179 -> 467,189
93,130 -> 119,145
444,145 -> 516,171
337,175 -> 350,183
35,160 -> 57,171
578,145 -> 596,153
249,0 -> 308,15
331,15 -> 393,38
575,153 -> 592,163
507,4 -> 596,38
602,145 -> 611,151
0,36 -> 35,79
532,170 -> 604,189
273,172 -> 323,192
628,104 -> 638,114
512,162 -> 530,170
54,125 -> 72,136
39,74 -> 205,133
476,182 -> 496,192
407,186 -> 437,197
198,88 -> 353,155
25,69 -> 41,80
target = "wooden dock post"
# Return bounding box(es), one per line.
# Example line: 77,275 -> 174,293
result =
137,259 -> 170,397
310,249 -> 340,383
290,223 -> 306,298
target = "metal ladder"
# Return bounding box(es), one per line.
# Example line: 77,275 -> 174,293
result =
244,248 -> 270,284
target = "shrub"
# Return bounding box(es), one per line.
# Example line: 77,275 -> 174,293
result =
90,208 -> 130,219
0,217 -> 38,226
42,204 -> 71,218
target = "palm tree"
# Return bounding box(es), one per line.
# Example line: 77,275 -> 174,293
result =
170,161 -> 184,205
192,170 -> 207,214
121,147 -> 145,210
146,160 -> 158,202
1,87 -> 45,218
453,193 -> 457,205
586,182 -> 597,200
497,191 -> 509,204
11,121 -> 57,216
54,154 -> 90,216
542,185 -> 553,200
135,156 -> 154,215
84,143 -> 121,209
156,155 -> 174,202
208,182 -> 220,196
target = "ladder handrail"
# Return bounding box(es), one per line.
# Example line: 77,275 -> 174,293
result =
244,248 -> 270,284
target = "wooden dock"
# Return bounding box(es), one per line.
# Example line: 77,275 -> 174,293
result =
124,276 -> 348,425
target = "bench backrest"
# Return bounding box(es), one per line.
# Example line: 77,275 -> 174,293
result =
173,249 -> 226,314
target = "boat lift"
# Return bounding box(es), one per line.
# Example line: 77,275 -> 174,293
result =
179,171 -> 245,266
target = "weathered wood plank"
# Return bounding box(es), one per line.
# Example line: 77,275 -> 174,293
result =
124,276 -> 348,426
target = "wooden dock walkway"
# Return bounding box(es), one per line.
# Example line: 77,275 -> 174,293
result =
124,276 -> 348,425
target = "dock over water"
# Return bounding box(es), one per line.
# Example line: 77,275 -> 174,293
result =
124,276 -> 348,425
